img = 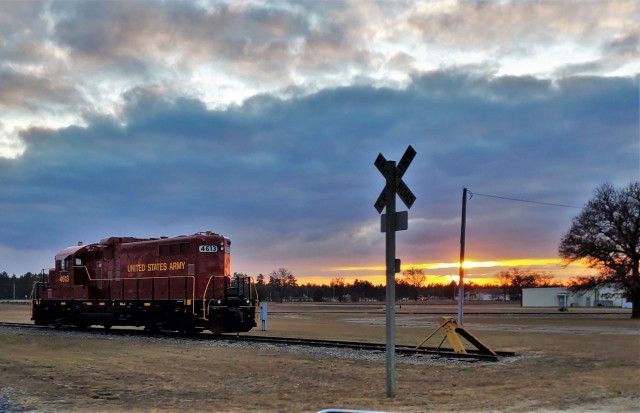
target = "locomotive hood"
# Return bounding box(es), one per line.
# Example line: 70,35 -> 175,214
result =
54,245 -> 86,261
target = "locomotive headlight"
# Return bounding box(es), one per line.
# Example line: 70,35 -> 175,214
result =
245,299 -> 250,305
217,299 -> 222,305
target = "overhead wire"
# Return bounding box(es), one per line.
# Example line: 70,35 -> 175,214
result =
468,190 -> 582,209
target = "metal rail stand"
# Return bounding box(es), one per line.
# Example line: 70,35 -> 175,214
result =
416,317 -> 496,356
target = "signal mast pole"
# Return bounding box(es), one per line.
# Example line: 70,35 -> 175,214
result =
384,160 -> 397,397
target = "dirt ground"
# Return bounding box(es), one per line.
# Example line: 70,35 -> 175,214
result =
0,301 -> 638,413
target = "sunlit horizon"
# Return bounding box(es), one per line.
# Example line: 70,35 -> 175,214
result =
293,257 -> 591,286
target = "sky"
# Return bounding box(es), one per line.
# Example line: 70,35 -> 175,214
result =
0,0 -> 638,286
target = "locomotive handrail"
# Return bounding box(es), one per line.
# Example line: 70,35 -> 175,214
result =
236,274 -> 259,314
252,278 -> 260,316
30,282 -> 41,301
73,266 -> 198,315
29,281 -> 44,313
202,275 -> 228,320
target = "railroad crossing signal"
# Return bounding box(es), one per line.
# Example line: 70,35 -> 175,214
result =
374,145 -> 417,213
373,144 -> 416,398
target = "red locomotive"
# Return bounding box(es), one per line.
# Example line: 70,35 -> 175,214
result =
31,231 -> 256,334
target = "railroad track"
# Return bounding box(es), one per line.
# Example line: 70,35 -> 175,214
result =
218,335 -> 515,361
0,322 -> 514,362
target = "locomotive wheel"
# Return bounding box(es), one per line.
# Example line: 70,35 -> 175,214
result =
144,324 -> 160,333
208,322 -> 224,336
180,326 -> 198,335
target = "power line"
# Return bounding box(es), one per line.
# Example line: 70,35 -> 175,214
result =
468,191 -> 582,209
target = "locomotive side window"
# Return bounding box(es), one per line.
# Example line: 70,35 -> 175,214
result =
159,243 -> 191,256
104,247 -> 114,259
88,251 -> 103,260
59,256 -> 71,271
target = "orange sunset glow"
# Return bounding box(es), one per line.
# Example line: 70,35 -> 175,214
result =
295,258 -> 591,286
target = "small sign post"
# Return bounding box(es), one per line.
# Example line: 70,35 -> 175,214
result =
374,145 -> 416,398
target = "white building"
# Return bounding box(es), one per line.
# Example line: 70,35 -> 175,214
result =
522,287 -> 631,308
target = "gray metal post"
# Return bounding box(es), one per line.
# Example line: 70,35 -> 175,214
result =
458,187 -> 467,324
385,160 -> 397,397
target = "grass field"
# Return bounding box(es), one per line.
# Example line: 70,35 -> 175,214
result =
0,301 -> 638,412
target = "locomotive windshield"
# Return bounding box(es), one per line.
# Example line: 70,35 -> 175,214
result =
58,256 -> 71,271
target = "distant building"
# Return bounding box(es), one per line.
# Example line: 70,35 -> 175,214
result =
467,287 -> 508,301
522,287 -> 631,308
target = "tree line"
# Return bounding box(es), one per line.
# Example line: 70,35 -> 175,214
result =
2,267 -> 553,302
0,272 -> 46,300
236,266 -> 561,304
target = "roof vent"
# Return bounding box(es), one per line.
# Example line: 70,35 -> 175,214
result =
77,241 -> 84,246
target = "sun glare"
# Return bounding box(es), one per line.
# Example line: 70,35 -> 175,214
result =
314,257 -> 585,286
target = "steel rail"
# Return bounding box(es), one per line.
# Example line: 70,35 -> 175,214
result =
218,335 -> 514,361
0,322 -> 514,361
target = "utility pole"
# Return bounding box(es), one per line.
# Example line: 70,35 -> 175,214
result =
458,187 -> 467,324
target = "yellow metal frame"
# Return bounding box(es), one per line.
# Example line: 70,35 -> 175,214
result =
416,317 -> 496,356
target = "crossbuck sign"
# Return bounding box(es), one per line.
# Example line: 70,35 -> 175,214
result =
374,145 -> 417,213
373,145 -> 416,398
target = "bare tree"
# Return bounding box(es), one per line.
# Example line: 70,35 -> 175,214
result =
269,268 -> 297,303
495,267 -> 556,302
330,277 -> 346,301
559,182 -> 640,318
497,271 -> 512,301
402,266 -> 426,301
255,273 -> 268,301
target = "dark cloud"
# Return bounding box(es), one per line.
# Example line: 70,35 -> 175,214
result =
1,71 -> 637,278
407,0 -> 632,48
605,30 -> 639,57
49,1 -> 320,80
0,67 -> 81,108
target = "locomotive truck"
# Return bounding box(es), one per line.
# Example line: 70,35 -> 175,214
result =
31,231 -> 257,334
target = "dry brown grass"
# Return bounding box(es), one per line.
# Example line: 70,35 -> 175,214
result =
0,302 -> 639,412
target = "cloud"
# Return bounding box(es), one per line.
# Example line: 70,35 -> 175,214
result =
2,0 -> 636,159
0,1 -> 637,282
1,71 -> 637,281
